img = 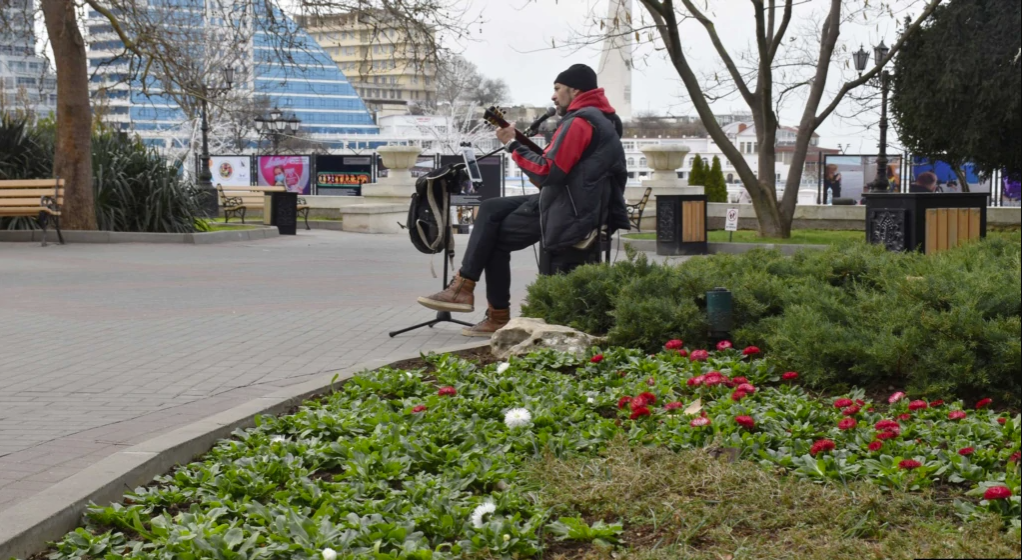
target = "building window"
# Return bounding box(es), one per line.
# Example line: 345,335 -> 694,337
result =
639,158 -> 647,167
627,157 -> 635,166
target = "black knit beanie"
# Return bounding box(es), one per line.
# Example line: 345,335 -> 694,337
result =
555,64 -> 598,92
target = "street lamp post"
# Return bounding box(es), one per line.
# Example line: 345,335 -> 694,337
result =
196,67 -> 235,218
854,42 -> 892,194
255,108 -> 301,154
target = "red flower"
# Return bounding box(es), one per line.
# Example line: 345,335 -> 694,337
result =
948,411 -> 968,421
731,390 -> 748,402
876,420 -> 901,431
716,340 -> 733,351
1009,452 -> 1021,464
411,405 -> 428,414
704,372 -> 727,387
839,418 -> 857,431
736,416 -> 756,429
736,383 -> 757,394
898,460 -> 922,470
888,392 -> 906,404
690,350 -> 710,362
897,413 -> 912,422
998,418 -> 1007,425
678,350 -> 689,358
617,396 -> 633,410
868,441 -> 884,453
782,372 -> 799,381
958,447 -> 976,457
975,398 -> 993,410
690,417 -> 712,428
638,392 -> 658,406
842,405 -> 862,417
731,377 -> 749,386
438,386 -> 457,397
742,346 -> 761,357
664,339 -> 684,351
590,354 -> 605,364
810,439 -> 836,456
856,399 -> 866,406
687,375 -> 706,387
876,430 -> 900,441
646,378 -> 657,387
834,398 -> 855,409
908,400 -> 928,412
630,406 -> 652,420
664,402 -> 684,412
984,486 -> 1012,501
929,400 -> 944,407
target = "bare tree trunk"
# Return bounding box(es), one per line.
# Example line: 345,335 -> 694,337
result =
41,0 -> 96,231
952,165 -> 971,193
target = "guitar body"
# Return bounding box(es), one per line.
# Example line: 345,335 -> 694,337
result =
483,107 -> 547,188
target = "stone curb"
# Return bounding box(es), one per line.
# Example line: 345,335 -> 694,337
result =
0,228 -> 280,245
0,341 -> 490,560
623,238 -> 829,256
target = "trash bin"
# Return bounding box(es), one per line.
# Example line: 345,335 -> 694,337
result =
656,194 -> 708,256
863,192 -> 987,253
264,191 -> 299,236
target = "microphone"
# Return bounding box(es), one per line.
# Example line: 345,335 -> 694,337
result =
525,107 -> 557,136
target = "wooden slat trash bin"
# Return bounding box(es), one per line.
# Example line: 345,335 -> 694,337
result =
863,193 -> 987,254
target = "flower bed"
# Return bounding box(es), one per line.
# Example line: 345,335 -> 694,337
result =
37,345 -> 1021,559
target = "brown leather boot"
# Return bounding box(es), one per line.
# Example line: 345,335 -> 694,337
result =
417,273 -> 476,313
462,306 -> 511,337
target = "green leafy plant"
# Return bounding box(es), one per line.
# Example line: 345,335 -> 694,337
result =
689,154 -> 706,186
705,156 -> 728,203
546,517 -> 623,546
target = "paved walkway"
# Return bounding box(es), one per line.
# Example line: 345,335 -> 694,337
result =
0,230 -> 539,511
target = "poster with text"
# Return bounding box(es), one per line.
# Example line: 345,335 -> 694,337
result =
315,155 -> 372,196
257,155 -> 311,195
209,156 -> 252,188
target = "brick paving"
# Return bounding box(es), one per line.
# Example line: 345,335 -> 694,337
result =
0,230 -> 541,511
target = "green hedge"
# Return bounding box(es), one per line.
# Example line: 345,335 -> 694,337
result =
523,237 -> 1022,407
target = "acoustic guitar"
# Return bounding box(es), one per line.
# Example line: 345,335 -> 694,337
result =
482,106 -> 547,156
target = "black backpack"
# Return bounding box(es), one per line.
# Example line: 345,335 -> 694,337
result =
407,164 -> 466,255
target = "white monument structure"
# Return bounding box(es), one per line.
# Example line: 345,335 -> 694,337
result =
597,0 -> 634,122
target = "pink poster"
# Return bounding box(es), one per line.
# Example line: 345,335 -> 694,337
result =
257,156 -> 311,195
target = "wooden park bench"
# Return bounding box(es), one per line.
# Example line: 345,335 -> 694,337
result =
218,185 -> 310,230
0,178 -> 65,246
626,187 -> 652,232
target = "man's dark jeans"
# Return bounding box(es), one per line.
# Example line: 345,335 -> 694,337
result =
459,194 -> 542,310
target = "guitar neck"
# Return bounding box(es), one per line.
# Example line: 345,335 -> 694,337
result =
513,131 -> 546,155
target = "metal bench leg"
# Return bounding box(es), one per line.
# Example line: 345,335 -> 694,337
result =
302,208 -> 310,230
38,212 -> 49,248
55,214 -> 65,245
241,208 -> 247,224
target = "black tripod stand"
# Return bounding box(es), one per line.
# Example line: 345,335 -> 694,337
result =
390,173 -> 475,338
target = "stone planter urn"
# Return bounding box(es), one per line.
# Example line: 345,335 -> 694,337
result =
641,145 -> 690,183
378,145 -> 422,183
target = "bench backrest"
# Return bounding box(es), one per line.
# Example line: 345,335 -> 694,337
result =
218,185 -> 286,206
637,187 -> 652,211
0,179 -> 66,209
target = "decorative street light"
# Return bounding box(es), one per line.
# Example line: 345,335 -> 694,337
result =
196,67 -> 235,217
854,41 -> 893,194
255,106 -> 301,153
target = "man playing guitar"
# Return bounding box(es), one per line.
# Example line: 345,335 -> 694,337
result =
417,64 -> 630,337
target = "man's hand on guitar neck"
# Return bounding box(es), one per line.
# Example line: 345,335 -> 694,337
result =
495,123 -> 517,145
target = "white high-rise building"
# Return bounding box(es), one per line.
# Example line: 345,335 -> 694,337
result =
597,0 -> 633,122
1,0 -> 56,117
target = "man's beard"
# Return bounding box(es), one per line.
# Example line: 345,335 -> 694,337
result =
556,105 -> 568,117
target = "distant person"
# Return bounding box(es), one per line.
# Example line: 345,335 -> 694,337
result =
909,171 -> 940,193
886,165 -> 900,192
824,164 -> 842,202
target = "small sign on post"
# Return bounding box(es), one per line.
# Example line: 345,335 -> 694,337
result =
725,207 -> 740,242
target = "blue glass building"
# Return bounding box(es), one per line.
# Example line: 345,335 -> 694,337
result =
86,0 -> 380,151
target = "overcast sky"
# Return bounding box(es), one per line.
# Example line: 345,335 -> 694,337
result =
454,0 -> 917,152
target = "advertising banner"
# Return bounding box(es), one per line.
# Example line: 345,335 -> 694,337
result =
209,156 -> 252,188
315,155 -> 372,196
910,158 -> 990,194
257,155 -> 312,195
822,155 -> 903,204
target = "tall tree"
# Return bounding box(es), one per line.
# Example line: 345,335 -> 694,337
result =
564,0 -> 944,237
5,0 -> 468,229
891,0 -> 1021,181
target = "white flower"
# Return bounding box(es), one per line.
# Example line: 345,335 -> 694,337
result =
587,397 -> 595,405
270,436 -> 287,444
504,408 -> 532,429
471,501 -> 498,529
496,362 -> 511,375
322,549 -> 337,560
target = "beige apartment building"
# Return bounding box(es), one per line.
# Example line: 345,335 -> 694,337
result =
299,12 -> 437,118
